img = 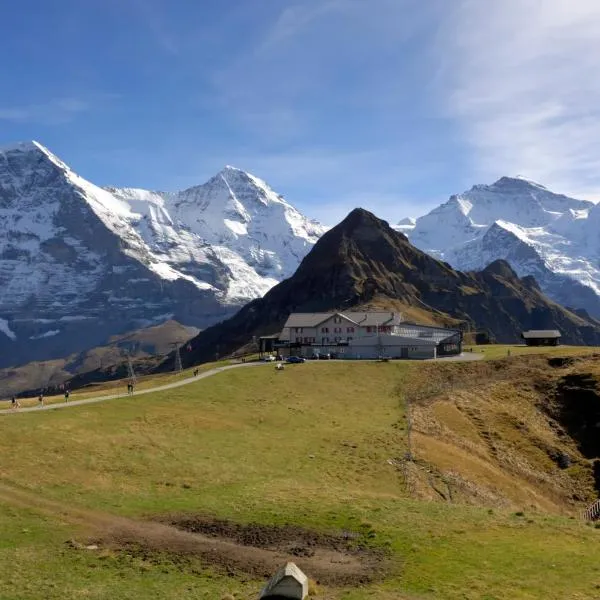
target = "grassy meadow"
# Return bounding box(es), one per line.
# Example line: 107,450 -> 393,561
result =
1,358 -> 600,599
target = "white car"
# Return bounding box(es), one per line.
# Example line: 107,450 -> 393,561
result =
262,355 -> 276,362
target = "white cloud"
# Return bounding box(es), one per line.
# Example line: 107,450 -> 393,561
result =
439,0 -> 600,197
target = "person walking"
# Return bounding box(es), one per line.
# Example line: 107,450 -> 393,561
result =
38,392 -> 44,407
64,389 -> 70,402
11,395 -> 18,409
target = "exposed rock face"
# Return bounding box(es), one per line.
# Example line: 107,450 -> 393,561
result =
177,208 -> 600,367
0,142 -> 324,367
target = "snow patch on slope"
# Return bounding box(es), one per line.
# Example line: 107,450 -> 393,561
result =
0,318 -> 16,340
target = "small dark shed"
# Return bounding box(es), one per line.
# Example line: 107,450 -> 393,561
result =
521,330 -> 561,346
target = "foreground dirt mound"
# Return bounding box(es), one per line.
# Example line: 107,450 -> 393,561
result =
0,483 -> 385,586
130,514 -> 387,584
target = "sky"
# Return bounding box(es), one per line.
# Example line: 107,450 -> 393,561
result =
2,0 -> 600,225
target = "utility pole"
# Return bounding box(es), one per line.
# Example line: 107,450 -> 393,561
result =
171,343 -> 183,372
126,350 -> 137,384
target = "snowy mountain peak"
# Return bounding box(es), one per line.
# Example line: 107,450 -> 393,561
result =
492,175 -> 548,190
0,140 -> 326,366
405,176 -> 600,319
0,140 -> 71,173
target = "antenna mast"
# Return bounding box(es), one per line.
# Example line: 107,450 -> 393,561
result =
171,343 -> 183,372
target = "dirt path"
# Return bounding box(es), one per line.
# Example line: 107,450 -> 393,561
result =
0,362 -> 263,416
0,481 -> 380,584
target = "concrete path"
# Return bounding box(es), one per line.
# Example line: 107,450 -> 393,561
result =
0,362 -> 262,416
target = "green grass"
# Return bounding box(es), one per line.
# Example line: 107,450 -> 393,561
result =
1,361 -> 600,599
463,343 -> 598,360
5,359 -> 237,408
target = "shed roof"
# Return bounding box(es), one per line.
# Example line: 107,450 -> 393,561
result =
521,330 -> 561,339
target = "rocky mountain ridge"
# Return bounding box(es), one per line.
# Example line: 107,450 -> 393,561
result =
0,141 -> 324,367
177,208 -> 600,367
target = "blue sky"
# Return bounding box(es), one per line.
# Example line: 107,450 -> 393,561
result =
2,0 -> 600,224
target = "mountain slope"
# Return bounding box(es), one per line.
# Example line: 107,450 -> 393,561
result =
0,320 -> 198,398
0,141 -> 324,367
406,176 -> 600,317
177,208 -> 600,367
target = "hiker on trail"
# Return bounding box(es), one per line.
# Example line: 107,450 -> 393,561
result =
127,383 -> 132,395
64,389 -> 70,402
38,393 -> 44,407
11,396 -> 19,409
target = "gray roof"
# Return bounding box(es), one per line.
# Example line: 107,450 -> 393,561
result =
521,330 -> 561,338
397,324 -> 460,343
349,334 -> 438,347
282,313 -> 342,328
282,311 -> 402,329
350,312 -> 402,326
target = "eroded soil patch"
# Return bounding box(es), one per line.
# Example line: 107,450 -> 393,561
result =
114,514 -> 389,585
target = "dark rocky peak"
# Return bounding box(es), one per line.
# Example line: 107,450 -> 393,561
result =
521,275 -> 541,292
481,259 -> 519,280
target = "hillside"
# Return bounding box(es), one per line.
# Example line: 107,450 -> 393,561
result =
405,354 -> 600,510
179,208 -> 600,367
0,141 -> 324,367
0,320 -> 197,398
2,357 -> 600,599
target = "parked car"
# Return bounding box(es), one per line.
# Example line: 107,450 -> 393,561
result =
319,353 -> 331,360
286,356 -> 306,364
262,355 -> 276,362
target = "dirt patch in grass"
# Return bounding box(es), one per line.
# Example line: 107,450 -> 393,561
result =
91,514 -> 387,586
0,482 -> 385,586
109,514 -> 387,585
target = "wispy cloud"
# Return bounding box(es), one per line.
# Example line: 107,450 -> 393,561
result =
439,0 -> 600,197
0,94 -> 118,125
126,0 -> 179,55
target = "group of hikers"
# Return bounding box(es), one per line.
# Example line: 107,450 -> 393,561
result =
8,388 -> 70,410
7,362 -> 209,410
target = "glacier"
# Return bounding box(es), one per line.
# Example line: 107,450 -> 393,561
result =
403,176 -> 600,318
0,141 -> 326,367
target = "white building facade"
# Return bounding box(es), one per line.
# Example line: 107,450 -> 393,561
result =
278,312 -> 462,359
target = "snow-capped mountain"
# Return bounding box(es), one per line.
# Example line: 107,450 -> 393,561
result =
403,176 -> 600,317
0,141 -> 325,367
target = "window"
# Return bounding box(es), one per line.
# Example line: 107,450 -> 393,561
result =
321,327 -> 329,333
347,327 -> 354,333
366,326 -> 372,333
295,337 -> 301,343
323,337 -> 329,343
294,327 -> 303,333
347,336 -> 353,342
334,316 -> 342,324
